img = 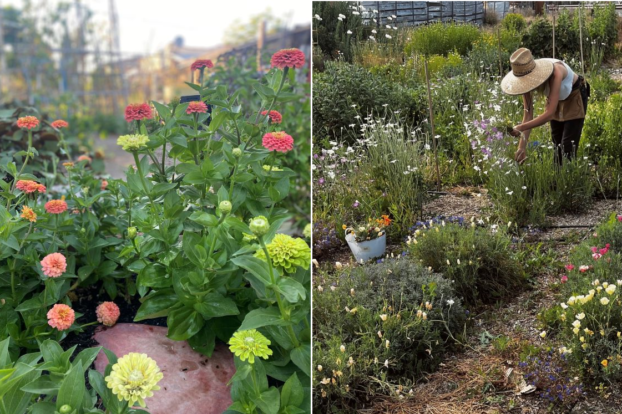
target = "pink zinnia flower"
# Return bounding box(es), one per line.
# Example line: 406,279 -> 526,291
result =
96,302 -> 121,327
191,59 -> 214,70
618,215 -> 622,222
561,275 -> 568,284
565,264 -> 574,271
16,180 -> 45,194
261,110 -> 283,124
124,103 -> 152,123
45,199 -> 68,214
270,48 -> 306,69
47,304 -> 75,331
51,120 -> 69,129
186,101 -> 208,114
262,131 -> 294,153
77,155 -> 92,163
41,252 -> 67,278
16,116 -> 39,130
101,179 -> 108,190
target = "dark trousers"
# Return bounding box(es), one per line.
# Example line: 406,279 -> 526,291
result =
550,78 -> 590,164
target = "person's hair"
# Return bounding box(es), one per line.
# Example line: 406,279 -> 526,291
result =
531,75 -> 552,97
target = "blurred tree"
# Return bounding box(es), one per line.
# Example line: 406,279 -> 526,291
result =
222,8 -> 290,46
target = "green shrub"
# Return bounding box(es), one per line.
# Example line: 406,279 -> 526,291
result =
555,10 -> 580,61
406,221 -> 526,306
523,17 -> 553,58
502,13 -> 527,33
581,93 -> 622,163
312,61 -> 426,142
592,213 -> 622,255
313,259 -> 465,411
405,22 -> 481,57
587,71 -> 621,102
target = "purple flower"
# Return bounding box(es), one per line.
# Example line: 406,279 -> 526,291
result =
318,178 -> 325,185
353,201 -> 360,208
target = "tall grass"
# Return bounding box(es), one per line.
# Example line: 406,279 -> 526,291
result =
404,22 -> 482,57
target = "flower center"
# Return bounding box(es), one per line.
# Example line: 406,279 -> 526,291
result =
245,337 -> 255,343
128,369 -> 144,384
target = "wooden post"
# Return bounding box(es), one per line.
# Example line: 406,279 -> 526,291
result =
552,11 -> 556,59
497,27 -> 503,76
424,59 -> 441,192
257,20 -> 266,72
579,5 -> 584,74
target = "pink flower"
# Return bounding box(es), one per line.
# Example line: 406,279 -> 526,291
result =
579,265 -> 590,273
262,131 -> 293,153
618,215 -> 622,222
77,155 -> 92,163
96,302 -> 120,327
16,180 -> 45,194
561,275 -> 568,284
565,264 -> 574,271
51,120 -> 69,129
47,304 -> 75,331
591,246 -> 598,253
41,253 -> 67,278
124,103 -> 152,123
191,59 -> 214,70
16,116 -> 39,130
271,48 -> 306,69
593,253 -> 602,260
261,110 -> 283,124
101,179 -> 108,190
45,199 -> 68,214
186,101 -> 208,114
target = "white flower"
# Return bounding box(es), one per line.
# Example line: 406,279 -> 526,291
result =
372,29 -> 377,34
340,345 -> 346,352
314,14 -> 322,21
378,330 -> 383,338
347,30 -> 352,35
540,331 -> 546,338
380,314 -> 388,321
447,299 -> 455,306
335,262 -> 342,270
385,340 -> 390,349
384,359 -> 389,368
577,313 -> 585,320
560,303 -> 568,309
601,297 -> 610,305
317,365 -> 323,372
385,34 -> 392,39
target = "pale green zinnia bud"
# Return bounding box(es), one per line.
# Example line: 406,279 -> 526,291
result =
249,216 -> 270,236
219,200 -> 232,214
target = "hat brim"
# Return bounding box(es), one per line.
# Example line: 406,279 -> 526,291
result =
501,59 -> 555,95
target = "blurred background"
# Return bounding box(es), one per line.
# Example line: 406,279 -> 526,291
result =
0,0 -> 310,137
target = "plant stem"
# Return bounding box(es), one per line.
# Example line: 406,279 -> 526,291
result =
132,152 -> 156,214
7,130 -> 34,209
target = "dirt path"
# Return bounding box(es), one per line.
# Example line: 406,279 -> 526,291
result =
92,135 -> 134,179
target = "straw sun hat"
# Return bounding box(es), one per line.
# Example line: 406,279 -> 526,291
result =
501,48 -> 554,95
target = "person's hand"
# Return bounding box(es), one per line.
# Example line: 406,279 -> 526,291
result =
509,126 -> 522,137
515,140 -> 527,164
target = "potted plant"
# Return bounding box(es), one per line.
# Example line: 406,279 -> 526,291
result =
343,215 -> 391,262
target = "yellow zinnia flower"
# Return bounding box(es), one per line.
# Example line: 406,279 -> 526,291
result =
228,329 -> 273,364
117,134 -> 149,152
105,353 -> 163,408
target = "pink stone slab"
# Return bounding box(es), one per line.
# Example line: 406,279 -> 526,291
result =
94,323 -> 234,414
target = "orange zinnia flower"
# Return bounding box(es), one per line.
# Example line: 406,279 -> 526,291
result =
16,116 -> 39,130
41,252 -> 67,278
21,206 -> 37,222
271,48 -> 306,69
51,120 -> 69,129
186,101 -> 208,114
45,199 -> 68,214
96,302 -> 121,326
262,131 -> 294,153
47,304 -> 75,331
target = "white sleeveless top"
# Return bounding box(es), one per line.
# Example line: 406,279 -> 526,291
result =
543,59 -> 575,101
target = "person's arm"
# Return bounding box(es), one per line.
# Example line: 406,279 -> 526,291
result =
515,65 -> 563,134
511,92 -> 533,164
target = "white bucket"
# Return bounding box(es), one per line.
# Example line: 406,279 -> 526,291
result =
345,233 -> 387,263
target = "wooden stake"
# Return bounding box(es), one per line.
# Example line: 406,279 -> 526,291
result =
579,5 -> 584,74
552,11 -> 556,59
424,59 -> 441,192
497,27 -> 503,77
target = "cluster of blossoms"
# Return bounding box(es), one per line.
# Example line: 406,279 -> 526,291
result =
16,180 -> 46,194
519,351 -> 584,404
343,215 -> 391,242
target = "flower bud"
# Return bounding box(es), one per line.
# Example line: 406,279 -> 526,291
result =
219,200 -> 232,214
59,405 -> 73,414
232,147 -> 242,157
249,216 -> 270,236
128,226 -> 137,239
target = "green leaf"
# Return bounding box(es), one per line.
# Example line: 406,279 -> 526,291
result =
239,307 -> 289,331
56,361 -> 85,412
20,376 -> 60,394
255,387 -> 280,414
227,363 -> 252,385
290,344 -> 311,378
275,278 -> 306,303
167,306 -> 204,341
138,263 -> 171,288
152,101 -> 172,121
88,369 -> 121,414
73,347 -> 102,373
188,325 -> 216,357
134,289 -> 178,321
230,256 -> 271,285
253,82 -> 276,99
194,292 -> 239,318
281,373 -> 304,408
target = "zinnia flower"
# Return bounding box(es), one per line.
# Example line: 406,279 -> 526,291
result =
186,101 -> 208,114
16,180 -> 45,194
117,134 -> 149,152
45,199 -> 68,214
16,116 -> 39,130
561,275 -> 568,283
254,233 -> 310,273
47,304 -> 75,330
565,264 -> 575,271
21,206 -> 37,222
77,155 -> 92,163
41,252 -> 67,277
261,110 -> 283,124
101,179 -> 108,190
96,302 -> 121,326
105,353 -> 163,407
51,120 -> 69,129
228,329 -> 273,363
262,131 -> 293,152
190,59 -> 214,70
124,103 -> 152,123
270,48 -> 306,69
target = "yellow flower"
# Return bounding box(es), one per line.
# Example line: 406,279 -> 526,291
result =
601,297 -> 610,305
539,331 -> 546,338
228,329 -> 273,363
255,233 -> 310,273
380,314 -> 388,321
602,359 -> 608,367
116,134 -> 149,152
606,284 -> 616,295
105,353 -> 163,408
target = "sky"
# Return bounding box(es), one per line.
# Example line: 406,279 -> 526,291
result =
3,0 -> 311,55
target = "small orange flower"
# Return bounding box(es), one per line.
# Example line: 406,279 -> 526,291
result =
262,131 -> 294,153
271,48 -> 306,69
342,224 -> 347,230
63,162 -> 74,168
261,110 -> 283,124
16,180 -> 45,194
186,101 -> 208,114
21,206 -> 37,222
96,302 -> 121,326
47,304 -> 75,331
77,155 -> 92,163
16,116 -> 39,130
602,359 -> 609,367
45,199 -> 68,214
51,120 -> 69,129
101,179 -> 108,190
